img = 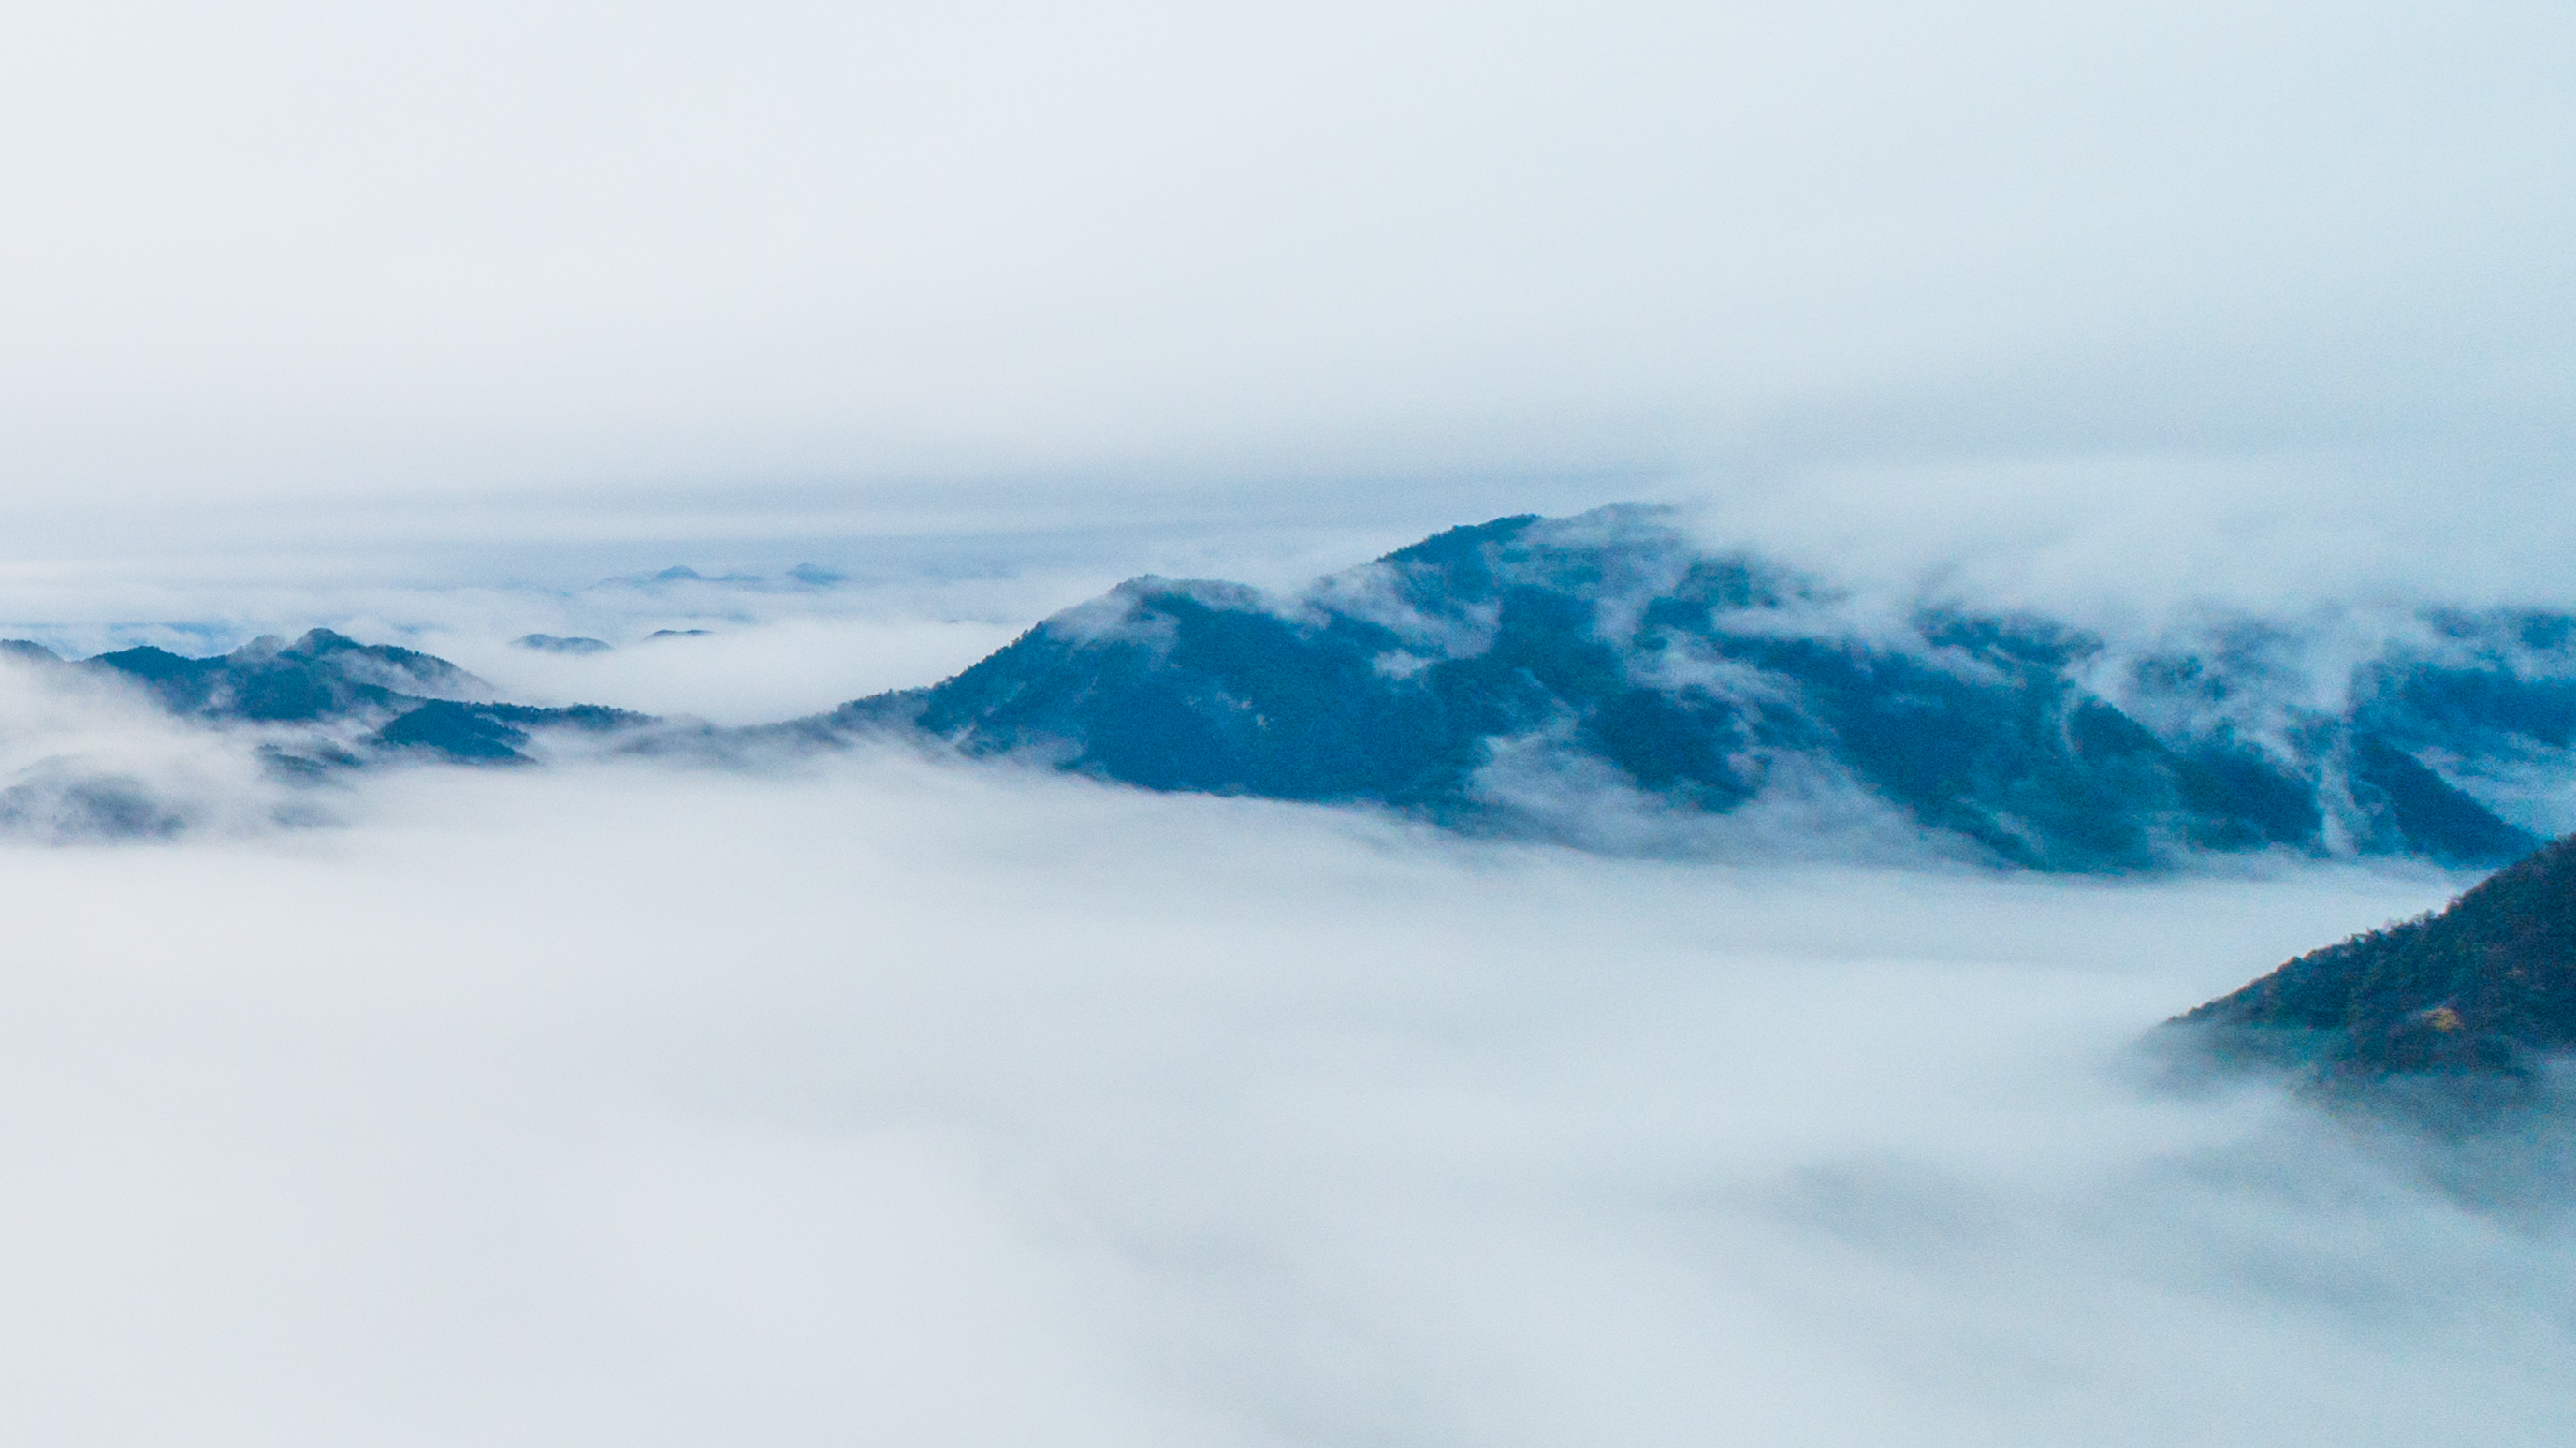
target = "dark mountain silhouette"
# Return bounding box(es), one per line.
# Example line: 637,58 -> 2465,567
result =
370,700 -> 646,763
9,628 -> 654,768
88,628 -> 487,722
2174,834 -> 2576,1087
825,507 -> 2568,871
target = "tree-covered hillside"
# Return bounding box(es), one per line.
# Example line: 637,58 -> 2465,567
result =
2176,834 -> 2576,1081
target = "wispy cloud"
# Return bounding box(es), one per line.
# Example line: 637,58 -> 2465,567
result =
0,653 -> 311,841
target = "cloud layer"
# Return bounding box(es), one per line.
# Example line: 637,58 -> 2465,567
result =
0,746 -> 2563,1443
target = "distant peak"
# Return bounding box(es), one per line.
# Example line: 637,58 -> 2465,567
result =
514,634 -> 614,655
1378,515 -> 1543,565
286,628 -> 361,654
596,564 -> 776,588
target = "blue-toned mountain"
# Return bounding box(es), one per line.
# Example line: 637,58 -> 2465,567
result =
7,629 -> 647,768
833,506 -> 2573,871
12,507 -> 2575,870
89,628 -> 488,724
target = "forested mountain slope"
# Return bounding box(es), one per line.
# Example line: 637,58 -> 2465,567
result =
2176,833 -> 2576,1083
833,506 -> 2576,871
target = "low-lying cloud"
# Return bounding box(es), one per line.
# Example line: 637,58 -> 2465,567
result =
0,654 -> 307,841
0,743 -> 2563,1444
434,616 -> 1025,725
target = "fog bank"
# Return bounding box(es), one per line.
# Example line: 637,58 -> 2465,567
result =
0,750 -> 2563,1443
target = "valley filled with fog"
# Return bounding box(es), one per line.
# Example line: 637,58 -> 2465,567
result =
8,1 -> 2575,1433
1,706 -> 2568,1444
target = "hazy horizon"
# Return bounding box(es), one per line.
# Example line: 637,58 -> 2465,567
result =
5,3 -> 2573,603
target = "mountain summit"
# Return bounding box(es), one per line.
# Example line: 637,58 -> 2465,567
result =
89,628 -> 490,722
832,505 -> 2570,871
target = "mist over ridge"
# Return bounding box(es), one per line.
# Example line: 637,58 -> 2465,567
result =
824,504 -> 2576,872
12,502 -> 2576,880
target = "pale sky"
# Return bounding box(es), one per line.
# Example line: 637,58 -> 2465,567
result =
5,0 -> 2570,570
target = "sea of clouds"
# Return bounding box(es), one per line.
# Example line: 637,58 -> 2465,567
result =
0,654 -> 2567,1443
0,480 -> 2572,1442
7,2 -> 2572,1434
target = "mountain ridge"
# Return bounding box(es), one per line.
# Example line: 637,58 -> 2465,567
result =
4,627 -> 652,772
821,506 -> 2572,871
11,505 -> 2576,870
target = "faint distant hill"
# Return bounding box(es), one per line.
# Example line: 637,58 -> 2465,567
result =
591,563 -> 845,589
822,505 -> 2575,871
2173,834 -> 2576,1090
515,634 -> 614,655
